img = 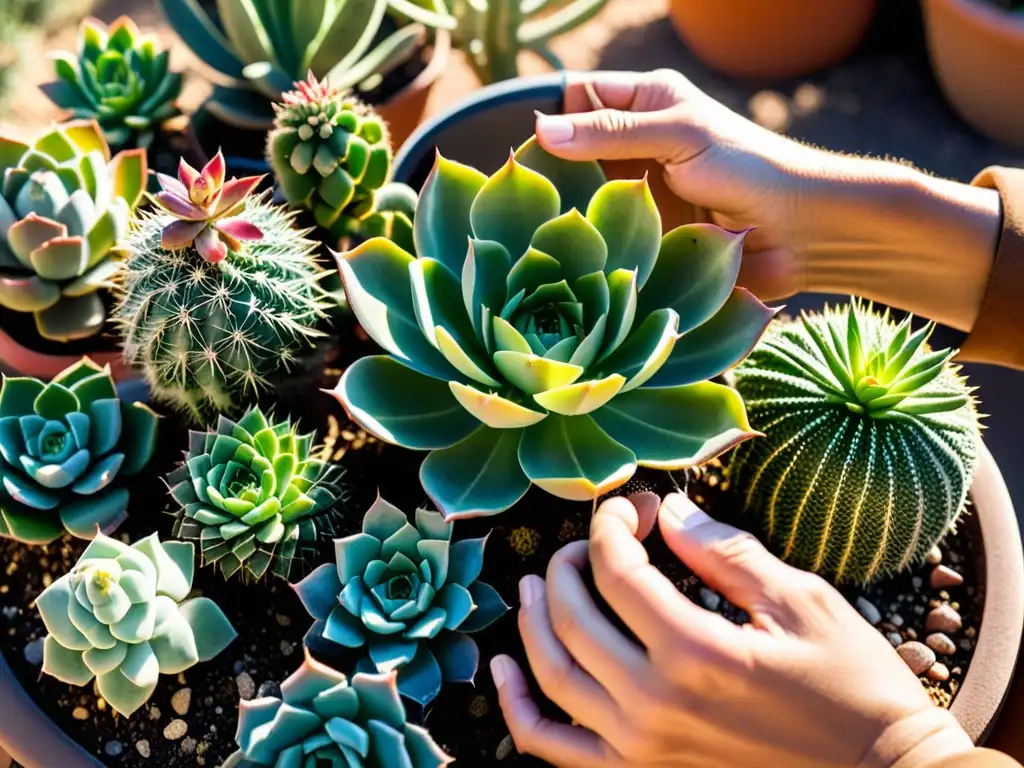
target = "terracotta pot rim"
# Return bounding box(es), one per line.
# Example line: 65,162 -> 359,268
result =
927,0 -> 1024,35
0,324 -> 132,382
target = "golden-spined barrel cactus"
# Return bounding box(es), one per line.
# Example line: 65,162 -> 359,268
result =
729,301 -> 981,585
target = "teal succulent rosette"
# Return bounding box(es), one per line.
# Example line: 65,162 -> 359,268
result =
0,357 -> 159,545
223,653 -> 452,768
294,496 -> 508,706
332,137 -> 775,518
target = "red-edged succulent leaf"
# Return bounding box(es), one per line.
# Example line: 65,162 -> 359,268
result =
161,219 -> 206,250
177,157 -> 200,190
195,226 -> 227,263
216,218 -> 263,242
212,175 -> 263,217
153,191 -> 206,220
157,172 -> 188,199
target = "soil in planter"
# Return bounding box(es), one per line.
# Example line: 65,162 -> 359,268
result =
0,324 -> 984,767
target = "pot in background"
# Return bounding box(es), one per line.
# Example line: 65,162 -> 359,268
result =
922,0 -> 1024,149
668,0 -> 877,80
0,326 -> 132,382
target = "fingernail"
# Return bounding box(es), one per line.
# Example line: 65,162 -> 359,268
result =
535,114 -> 575,146
519,576 -> 543,608
661,493 -> 712,531
490,655 -> 510,689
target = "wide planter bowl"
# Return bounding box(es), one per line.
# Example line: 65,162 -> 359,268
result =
922,0 -> 1024,149
0,327 -> 133,382
667,0 -> 877,80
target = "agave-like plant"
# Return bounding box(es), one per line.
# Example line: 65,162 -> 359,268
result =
331,138 -> 774,518
0,357 -> 159,545
36,532 -> 236,717
0,120 -> 146,341
156,0 -> 455,130
169,407 -> 345,582
41,16 -> 183,150
294,496 -> 507,706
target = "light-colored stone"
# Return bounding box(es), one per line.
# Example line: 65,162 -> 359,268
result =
163,719 -> 188,741
171,687 -> 191,716
104,741 -> 123,757
897,641 -> 936,676
930,565 -> 963,589
926,546 -> 943,566
496,734 -> 516,760
855,597 -> 882,625
926,604 -> 962,634
927,662 -> 950,682
236,671 -> 255,700
699,587 -> 721,612
136,740 -> 151,758
22,638 -> 44,665
886,632 -> 903,647
72,706 -> 89,721
926,633 -> 957,656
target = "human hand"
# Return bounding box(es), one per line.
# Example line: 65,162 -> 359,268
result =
490,493 -> 974,767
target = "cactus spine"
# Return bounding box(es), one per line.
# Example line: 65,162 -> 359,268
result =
729,301 -> 981,585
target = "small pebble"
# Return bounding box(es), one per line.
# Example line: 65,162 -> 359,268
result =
949,551 -> 961,565
233,661 -> 245,675
886,632 -> 903,647
1,606 -> 17,619
257,681 -> 281,699
23,638 -> 44,665
911,577 -> 923,590
897,641 -> 936,676
136,740 -> 151,758
104,741 -> 123,757
275,614 -> 291,627
926,604 -> 962,634
236,671 -> 256,700
171,687 -> 192,716
926,546 -> 943,565
280,640 -> 294,656
72,706 -> 89,721
164,719 -> 188,741
927,663 -> 950,683
699,587 -> 721,612
926,633 -> 957,656
931,565 -> 963,589
496,734 -> 516,760
855,597 -> 881,625
148,706 -> 161,720
906,628 -> 918,641
960,638 -> 973,652
181,737 -> 197,755
890,614 -> 904,628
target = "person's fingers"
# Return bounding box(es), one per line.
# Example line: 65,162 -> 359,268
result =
658,493 -> 800,626
561,69 -> 689,113
630,492 -> 660,541
491,654 -> 620,768
589,497 -> 741,655
545,540 -> 649,701
517,575 -> 625,737
535,107 -> 699,163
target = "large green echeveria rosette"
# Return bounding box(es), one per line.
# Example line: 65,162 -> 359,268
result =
168,407 -> 345,582
0,357 -> 159,545
223,652 -> 452,768
293,496 -> 508,707
331,137 -> 776,519
35,533 -> 236,717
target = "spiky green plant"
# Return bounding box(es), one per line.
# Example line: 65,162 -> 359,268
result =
0,120 -> 146,341
729,301 -> 982,585
268,72 -> 392,242
35,532 -> 236,717
155,0 -> 455,130
0,357 -> 158,545
294,496 -> 507,706
114,153 -> 332,417
331,137 -> 772,519
41,16 -> 183,150
168,407 -> 345,582
449,0 -> 608,84
223,652 -> 452,768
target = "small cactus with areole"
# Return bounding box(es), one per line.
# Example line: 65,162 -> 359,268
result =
41,16 -> 183,149
293,496 -> 508,706
268,72 -> 393,242
114,152 -> 333,417
729,301 -> 982,585
35,532 -> 236,717
168,407 -> 345,582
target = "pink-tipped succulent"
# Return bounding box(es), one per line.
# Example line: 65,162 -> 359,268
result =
152,151 -> 265,264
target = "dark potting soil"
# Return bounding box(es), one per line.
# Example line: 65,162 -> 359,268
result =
0,322 -> 983,767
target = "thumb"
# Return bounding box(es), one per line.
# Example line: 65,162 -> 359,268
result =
535,109 -> 696,164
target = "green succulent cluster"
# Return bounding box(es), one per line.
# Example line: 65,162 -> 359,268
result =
332,137 -> 772,518
730,301 -> 982,585
224,653 -> 452,768
0,357 -> 158,545
156,0 -> 456,129
0,120 -> 146,342
268,73 -> 392,242
36,533 -> 236,717
114,188 -> 332,417
42,16 -> 182,150
449,0 -> 608,84
169,407 -> 345,582
294,496 -> 507,706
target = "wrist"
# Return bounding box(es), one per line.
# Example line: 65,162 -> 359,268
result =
858,708 -> 974,768
797,155 -> 1000,332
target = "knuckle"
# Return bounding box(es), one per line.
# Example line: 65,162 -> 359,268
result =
706,530 -> 766,570
616,732 -> 662,764
595,109 -> 636,135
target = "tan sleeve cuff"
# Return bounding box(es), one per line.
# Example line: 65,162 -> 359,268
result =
925,748 -> 1022,768
958,167 -> 1024,370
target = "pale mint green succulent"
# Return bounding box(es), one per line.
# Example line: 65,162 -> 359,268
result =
331,137 -> 774,519
36,533 -> 236,717
223,653 -> 452,768
294,496 -> 507,706
155,0 -> 456,130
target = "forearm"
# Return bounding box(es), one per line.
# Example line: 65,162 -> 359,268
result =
799,157 -> 1001,333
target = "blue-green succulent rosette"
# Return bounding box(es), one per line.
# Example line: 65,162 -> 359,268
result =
293,496 -> 508,707
0,357 -> 159,544
330,137 -> 776,519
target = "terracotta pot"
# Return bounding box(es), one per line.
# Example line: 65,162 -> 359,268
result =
922,0 -> 1024,149
668,0 -> 877,80
377,30 -> 450,152
0,326 -> 132,381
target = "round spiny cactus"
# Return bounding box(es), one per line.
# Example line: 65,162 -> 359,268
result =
268,72 -> 392,242
114,156 -> 332,418
729,301 -> 981,585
